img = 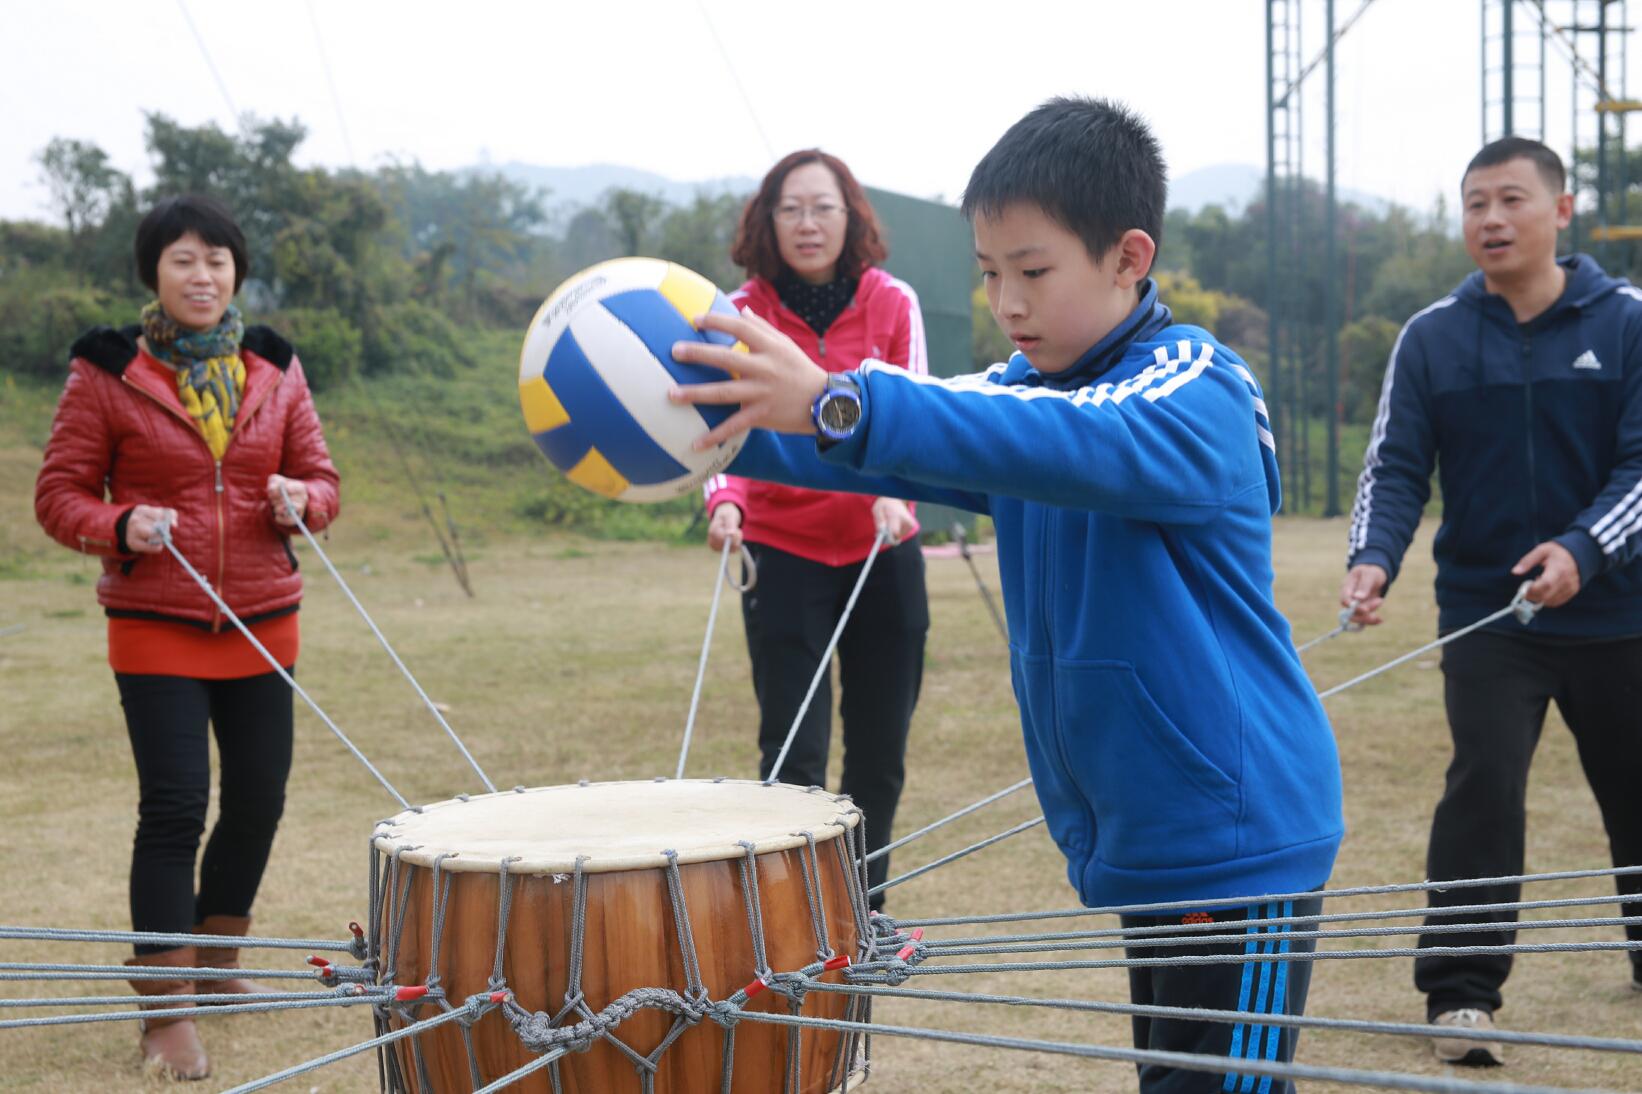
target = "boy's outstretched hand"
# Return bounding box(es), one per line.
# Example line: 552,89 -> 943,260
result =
670,309 -> 829,450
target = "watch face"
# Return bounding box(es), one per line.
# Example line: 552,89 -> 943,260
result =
820,393 -> 860,434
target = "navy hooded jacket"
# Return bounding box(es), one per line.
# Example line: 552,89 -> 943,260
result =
1347,254 -> 1642,637
730,281 -> 1343,908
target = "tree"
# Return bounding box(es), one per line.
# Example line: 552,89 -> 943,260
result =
656,191 -> 744,289
35,138 -> 134,283
601,188 -> 667,256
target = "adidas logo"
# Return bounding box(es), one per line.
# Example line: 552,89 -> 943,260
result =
1573,350 -> 1603,371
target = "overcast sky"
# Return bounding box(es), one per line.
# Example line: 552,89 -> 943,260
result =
4,1 -> 1634,224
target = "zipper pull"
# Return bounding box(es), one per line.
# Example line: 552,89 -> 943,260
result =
215,461 -> 224,494
817,335 -> 826,358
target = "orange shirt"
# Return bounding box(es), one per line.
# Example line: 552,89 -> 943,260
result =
108,612 -> 300,678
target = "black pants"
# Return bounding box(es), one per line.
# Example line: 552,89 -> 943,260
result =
116,671 -> 294,954
1417,630 -> 1642,1017
1123,897 -> 1322,1094
741,540 -> 928,904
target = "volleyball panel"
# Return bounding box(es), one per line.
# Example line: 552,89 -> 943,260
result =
539,319 -> 690,489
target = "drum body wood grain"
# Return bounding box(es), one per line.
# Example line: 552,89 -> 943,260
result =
372,780 -> 866,1093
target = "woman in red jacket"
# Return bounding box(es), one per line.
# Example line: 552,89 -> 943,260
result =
704,150 -> 928,907
34,195 -> 339,1081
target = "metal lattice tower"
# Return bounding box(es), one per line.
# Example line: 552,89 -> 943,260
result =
1483,0 -> 1550,141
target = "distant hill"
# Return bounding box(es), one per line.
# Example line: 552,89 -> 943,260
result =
463,161 -> 757,212
463,159 -> 1395,220
1169,162 -> 1392,216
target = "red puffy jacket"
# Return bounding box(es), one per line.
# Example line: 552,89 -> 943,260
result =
703,267 -> 926,565
34,325 -> 340,630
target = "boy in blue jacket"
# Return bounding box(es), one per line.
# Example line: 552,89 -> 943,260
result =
674,97 -> 1343,1092
1343,136 -> 1642,1067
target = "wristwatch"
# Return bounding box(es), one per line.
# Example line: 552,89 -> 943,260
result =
811,374 -> 863,442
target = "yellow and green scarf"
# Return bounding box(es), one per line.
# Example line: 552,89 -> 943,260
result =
142,301 -> 246,459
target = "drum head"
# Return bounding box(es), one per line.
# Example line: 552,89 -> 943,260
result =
373,779 -> 860,874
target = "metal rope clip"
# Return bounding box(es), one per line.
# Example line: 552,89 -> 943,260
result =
1510,579 -> 1543,626
1338,599 -> 1365,633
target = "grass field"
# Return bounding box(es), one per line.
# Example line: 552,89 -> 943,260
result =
1,391 -> 1636,1091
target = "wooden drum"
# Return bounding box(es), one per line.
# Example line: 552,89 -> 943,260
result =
369,779 -> 868,1093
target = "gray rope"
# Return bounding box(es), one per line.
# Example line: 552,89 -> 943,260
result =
0,963 -> 322,982
868,816 -> 1045,897
848,937 -> 1642,979
795,831 -> 835,961
0,989 -> 374,1009
222,1002 -> 477,1093
663,852 -> 707,1000
677,537 -> 734,780
732,1009 -> 1612,1094
806,981 -> 1642,1057
894,863 -> 1642,928
278,483 -> 496,793
1317,581 -> 1540,700
470,1048 -> 570,1094
155,521 -> 409,809
951,522 -> 1008,642
488,857 -> 520,990
765,528 -> 888,785
0,623 -> 24,638
736,842 -> 773,981
919,913 -> 1642,958
1294,601 -> 1362,653
0,925 -> 353,952
863,777 -> 1034,865
511,986 -> 706,1055
0,992 -> 381,1029
924,891 -> 1642,948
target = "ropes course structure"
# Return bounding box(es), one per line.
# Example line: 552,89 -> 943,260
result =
3,514 -> 1638,1093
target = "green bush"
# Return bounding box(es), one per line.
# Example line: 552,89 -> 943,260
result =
268,307 -> 362,391
364,300 -> 472,378
0,279 -> 132,378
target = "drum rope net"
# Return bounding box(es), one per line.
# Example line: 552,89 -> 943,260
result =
3,538 -> 1631,1090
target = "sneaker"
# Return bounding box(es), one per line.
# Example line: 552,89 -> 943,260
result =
1431,1008 -> 1504,1067
1631,966 -> 1642,994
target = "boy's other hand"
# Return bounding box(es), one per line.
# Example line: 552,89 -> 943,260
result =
669,309 -> 829,450
1341,563 -> 1389,625
872,497 -> 917,545
1512,540 -> 1581,608
707,503 -> 743,551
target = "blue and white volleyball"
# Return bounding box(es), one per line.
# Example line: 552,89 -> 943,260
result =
518,258 -> 744,503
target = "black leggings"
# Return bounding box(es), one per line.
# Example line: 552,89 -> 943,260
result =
115,671 -> 294,954
741,540 -> 928,904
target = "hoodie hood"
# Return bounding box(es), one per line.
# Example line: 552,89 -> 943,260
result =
999,279 -> 1175,389
1454,253 -> 1629,319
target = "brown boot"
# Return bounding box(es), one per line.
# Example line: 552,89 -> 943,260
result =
194,914 -> 266,998
125,947 -> 210,1080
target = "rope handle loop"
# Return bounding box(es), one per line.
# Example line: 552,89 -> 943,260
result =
1510,579 -> 1543,626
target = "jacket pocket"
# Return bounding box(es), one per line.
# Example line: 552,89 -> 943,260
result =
1011,654 -> 1094,863
1053,660 -> 1239,871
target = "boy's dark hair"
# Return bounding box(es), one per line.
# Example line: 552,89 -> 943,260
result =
134,194 -> 248,293
732,149 -> 888,282
1463,136 -> 1566,194
961,96 -> 1167,260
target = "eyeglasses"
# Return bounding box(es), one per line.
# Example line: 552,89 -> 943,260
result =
774,202 -> 846,225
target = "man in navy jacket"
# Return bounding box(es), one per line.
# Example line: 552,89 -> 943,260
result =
1343,137 -> 1642,1066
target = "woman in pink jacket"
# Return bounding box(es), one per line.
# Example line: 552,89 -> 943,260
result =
704,150 -> 928,906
